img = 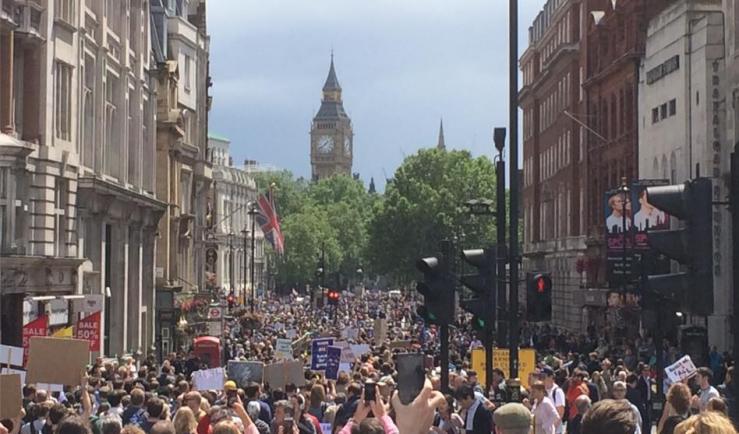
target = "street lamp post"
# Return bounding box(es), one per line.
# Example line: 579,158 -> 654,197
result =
228,232 -> 234,298
248,204 -> 258,312
619,177 -> 630,294
241,228 -> 249,308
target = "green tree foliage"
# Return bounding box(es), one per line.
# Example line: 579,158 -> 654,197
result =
256,172 -> 375,289
367,149 -> 499,282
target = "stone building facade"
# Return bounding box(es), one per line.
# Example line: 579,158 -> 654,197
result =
0,0 -> 86,345
209,134 -> 266,306
637,0 -> 730,348
310,56 -> 353,180
520,0 -> 588,331
0,0 -> 212,357
521,0 -> 671,332
150,0 -> 212,351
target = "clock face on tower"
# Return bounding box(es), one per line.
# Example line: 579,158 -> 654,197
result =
317,135 -> 334,153
344,136 -> 351,155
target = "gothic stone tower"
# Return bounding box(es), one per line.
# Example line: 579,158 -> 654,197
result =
310,56 -> 353,180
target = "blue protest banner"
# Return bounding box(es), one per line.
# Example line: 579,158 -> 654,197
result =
310,338 -> 334,371
324,346 -> 342,380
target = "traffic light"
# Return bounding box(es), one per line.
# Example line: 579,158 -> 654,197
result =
526,272 -> 552,322
459,248 -> 496,331
415,255 -> 454,325
646,178 -> 713,315
327,290 -> 340,305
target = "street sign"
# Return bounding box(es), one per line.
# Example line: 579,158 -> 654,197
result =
208,306 -> 223,320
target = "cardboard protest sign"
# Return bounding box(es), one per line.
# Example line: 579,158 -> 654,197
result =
275,339 -> 293,360
1,368 -> 26,387
227,361 -> 264,387
0,374 -> 22,419
26,337 -> 89,386
310,338 -> 334,371
192,367 -> 225,391
264,360 -> 304,389
665,355 -> 697,383
373,318 -> 387,346
388,340 -> 413,349
324,346 -> 342,380
0,345 -> 23,368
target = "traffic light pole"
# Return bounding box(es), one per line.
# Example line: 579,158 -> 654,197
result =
441,240 -> 452,394
731,151 -> 739,421
496,157 -> 507,348
508,0 -> 520,379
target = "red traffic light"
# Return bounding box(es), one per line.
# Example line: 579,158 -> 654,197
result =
327,290 -> 340,302
536,277 -> 546,293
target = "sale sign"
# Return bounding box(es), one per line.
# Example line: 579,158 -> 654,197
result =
22,316 -> 48,366
75,311 -> 101,351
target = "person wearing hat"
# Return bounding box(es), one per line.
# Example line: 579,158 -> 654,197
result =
493,403 -> 532,434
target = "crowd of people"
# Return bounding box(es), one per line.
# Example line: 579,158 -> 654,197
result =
1,290 -> 737,434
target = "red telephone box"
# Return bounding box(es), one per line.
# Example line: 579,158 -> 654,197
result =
193,336 -> 221,367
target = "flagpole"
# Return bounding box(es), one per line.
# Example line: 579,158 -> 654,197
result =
249,201 -> 257,312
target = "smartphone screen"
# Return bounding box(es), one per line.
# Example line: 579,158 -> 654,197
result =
283,417 -> 294,433
364,381 -> 377,402
397,353 -> 425,405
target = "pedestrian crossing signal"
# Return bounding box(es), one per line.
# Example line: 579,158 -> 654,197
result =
527,272 -> 552,322
327,290 -> 340,305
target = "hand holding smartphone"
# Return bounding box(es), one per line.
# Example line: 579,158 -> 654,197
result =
396,353 -> 425,405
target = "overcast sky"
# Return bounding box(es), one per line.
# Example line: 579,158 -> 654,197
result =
207,0 -> 544,190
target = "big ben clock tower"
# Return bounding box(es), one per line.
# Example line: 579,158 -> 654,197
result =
310,55 -> 353,180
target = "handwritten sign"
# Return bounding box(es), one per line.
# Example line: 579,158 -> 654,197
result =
192,367 -> 225,391
310,338 -> 334,371
227,361 -> 264,387
325,346 -> 342,380
275,339 -> 293,360
665,355 -> 697,383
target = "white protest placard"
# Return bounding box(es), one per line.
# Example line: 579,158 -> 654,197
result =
285,329 -> 297,339
350,344 -> 370,357
192,367 -> 225,391
35,383 -> 64,393
275,339 -> 294,360
0,345 -> 23,367
665,355 -> 697,383
320,423 -> 332,434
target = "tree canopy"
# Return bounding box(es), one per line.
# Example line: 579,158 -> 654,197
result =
259,148 -> 502,289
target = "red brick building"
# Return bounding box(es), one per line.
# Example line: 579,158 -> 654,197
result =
520,0 -> 669,331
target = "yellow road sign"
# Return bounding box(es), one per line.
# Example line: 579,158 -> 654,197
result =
470,347 -> 536,388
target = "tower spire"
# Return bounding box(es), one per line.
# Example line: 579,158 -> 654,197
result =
323,52 -> 341,92
437,118 -> 446,150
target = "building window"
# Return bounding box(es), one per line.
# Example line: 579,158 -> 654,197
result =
105,74 -> 121,179
652,107 -> 659,124
82,55 -> 95,169
180,172 -> 192,214
55,0 -> 74,24
669,99 -> 676,117
660,103 -> 667,120
54,179 -> 68,257
55,62 -> 73,141
184,55 -> 191,93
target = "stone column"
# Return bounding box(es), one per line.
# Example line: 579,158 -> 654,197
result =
141,226 -> 156,352
127,225 -> 141,352
0,31 -> 14,133
108,223 -> 128,356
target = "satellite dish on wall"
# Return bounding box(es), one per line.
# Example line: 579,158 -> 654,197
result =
591,11 -> 606,25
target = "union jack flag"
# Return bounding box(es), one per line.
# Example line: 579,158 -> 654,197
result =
256,190 -> 285,255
